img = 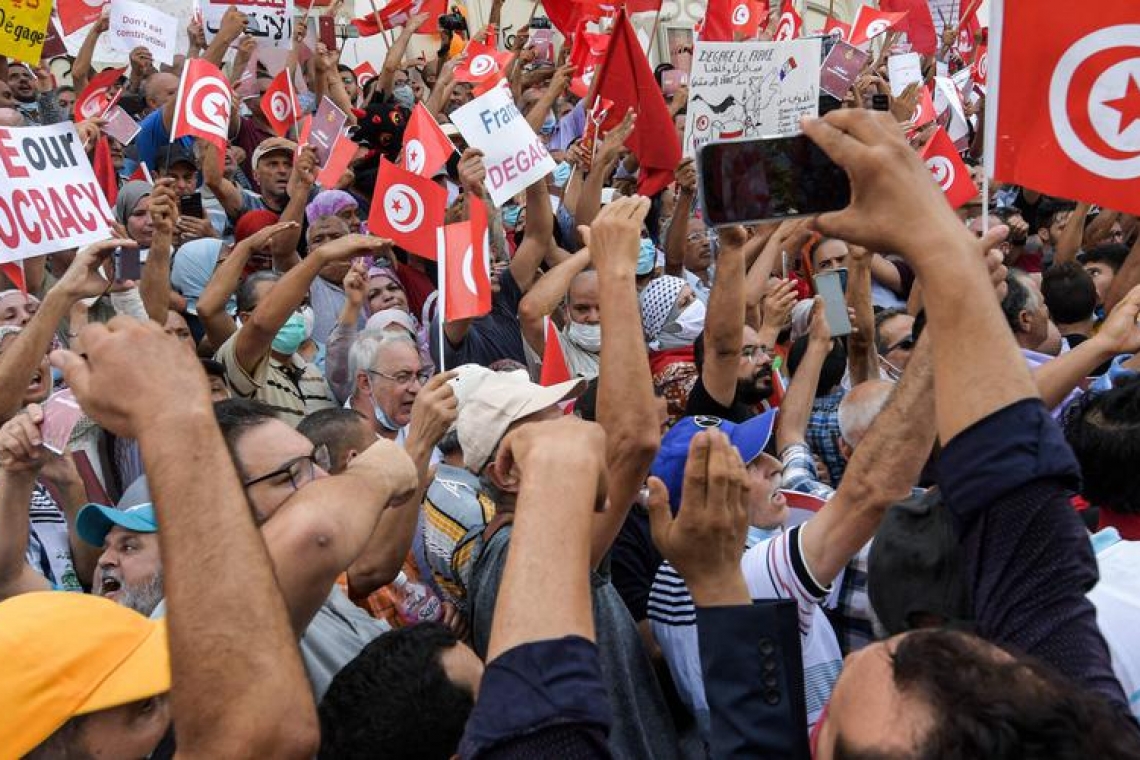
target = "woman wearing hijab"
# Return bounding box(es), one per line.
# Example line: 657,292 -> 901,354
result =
113,180 -> 154,252
639,274 -> 706,423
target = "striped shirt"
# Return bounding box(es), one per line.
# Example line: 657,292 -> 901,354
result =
215,332 -> 337,425
28,484 -> 81,591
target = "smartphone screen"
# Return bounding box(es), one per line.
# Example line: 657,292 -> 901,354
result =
872,93 -> 891,111
179,192 -> 204,219
813,270 -> 852,337
114,247 -> 141,283
697,136 -> 852,227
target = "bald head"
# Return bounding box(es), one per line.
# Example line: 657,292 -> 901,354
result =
145,73 -> 179,110
838,380 -> 894,449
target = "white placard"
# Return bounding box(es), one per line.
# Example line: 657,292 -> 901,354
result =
0,123 -> 115,263
203,0 -> 295,49
108,0 -> 179,65
449,83 -> 557,207
682,38 -> 822,158
887,52 -> 923,97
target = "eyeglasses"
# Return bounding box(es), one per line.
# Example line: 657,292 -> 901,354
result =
741,345 -> 770,362
884,336 -> 916,354
367,368 -> 432,387
243,444 -> 331,490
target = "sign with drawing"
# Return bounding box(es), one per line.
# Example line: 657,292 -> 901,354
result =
683,38 -> 821,158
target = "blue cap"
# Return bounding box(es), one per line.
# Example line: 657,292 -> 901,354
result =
77,476 -> 157,547
649,410 -> 779,511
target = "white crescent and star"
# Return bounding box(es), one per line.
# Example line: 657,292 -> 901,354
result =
925,156 -> 955,190
383,184 -> 425,233
184,76 -> 231,140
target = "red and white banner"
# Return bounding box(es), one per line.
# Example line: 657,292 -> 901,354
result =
772,0 -> 801,41
449,82 -> 556,206
922,127 -> 977,209
403,103 -> 454,178
260,69 -> 300,137
439,201 -> 492,322
849,6 -> 908,46
171,59 -> 233,152
956,4 -> 981,63
74,66 -> 126,121
368,158 -> 448,257
987,0 -> 1140,215
0,123 -> 115,262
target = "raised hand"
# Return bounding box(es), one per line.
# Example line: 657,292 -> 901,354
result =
494,416 -> 609,509
0,404 -> 49,473
342,260 -> 368,310
58,239 -> 136,301
314,234 -> 394,262
646,429 -> 751,606
288,145 -> 320,196
148,178 -> 180,237
762,278 -> 799,331
406,370 -> 459,451
457,148 -> 487,196
583,195 -> 651,278
50,318 -> 213,438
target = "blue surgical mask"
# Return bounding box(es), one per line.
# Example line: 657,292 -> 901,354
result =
393,84 -> 415,109
271,312 -> 308,355
502,204 -> 522,228
552,160 -> 572,188
746,525 -> 780,547
365,378 -> 401,432
636,238 -> 657,276
541,112 -> 557,135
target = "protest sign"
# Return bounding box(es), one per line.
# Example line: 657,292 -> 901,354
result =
102,105 -> 142,145
682,38 -> 821,158
309,97 -> 348,165
820,41 -> 869,100
887,52 -> 923,96
108,0 -> 179,65
0,0 -> 53,63
203,0 -> 294,49
0,123 -> 115,263
449,82 -> 556,207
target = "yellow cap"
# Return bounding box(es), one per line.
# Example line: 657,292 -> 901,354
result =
0,592 -> 170,758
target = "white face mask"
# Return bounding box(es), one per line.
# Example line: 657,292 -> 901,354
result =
565,321 -> 601,353
671,299 -> 706,343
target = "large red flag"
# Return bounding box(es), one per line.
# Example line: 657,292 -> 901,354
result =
92,136 -> 119,208
543,0 -> 592,37
403,103 -> 454,177
701,0 -> 734,42
316,133 -> 359,189
772,0 -> 802,41
369,158 -> 448,257
171,59 -> 233,153
987,0 -> 1140,216
879,0 -> 937,55
75,67 -> 125,122
922,127 -> 977,210
56,0 -> 103,36
848,6 -> 908,46
439,213 -> 492,322
569,21 -> 609,98
260,70 -> 301,137
596,10 -> 682,197
350,0 -> 445,35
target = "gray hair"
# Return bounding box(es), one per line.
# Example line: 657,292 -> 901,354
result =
348,328 -> 418,392
838,380 -> 894,448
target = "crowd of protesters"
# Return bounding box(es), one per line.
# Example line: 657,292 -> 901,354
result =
1,2 -> 1140,758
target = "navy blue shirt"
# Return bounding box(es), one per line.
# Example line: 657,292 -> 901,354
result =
938,398 -> 1128,712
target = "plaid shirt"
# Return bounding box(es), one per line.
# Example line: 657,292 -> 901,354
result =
780,441 -> 875,655
806,389 -> 847,487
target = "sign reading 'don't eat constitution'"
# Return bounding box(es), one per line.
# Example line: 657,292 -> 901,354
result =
0,123 -> 115,263
449,81 -> 556,207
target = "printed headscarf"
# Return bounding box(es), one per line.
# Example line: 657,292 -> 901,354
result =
639,275 -> 686,346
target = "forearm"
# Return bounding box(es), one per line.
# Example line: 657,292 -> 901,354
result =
202,146 -> 243,219
243,255 -> 321,353
1053,202 -> 1090,266
378,29 -> 415,95
847,255 -> 877,385
1104,235 -> 1140,313
197,246 -> 250,325
1033,338 -> 1116,409
519,250 -> 590,319
575,159 -> 613,229
272,194 -> 308,272
1084,209 -> 1119,248
486,455 -> 598,661
525,90 -> 560,134
663,193 -> 692,277
141,232 -> 173,323
510,183 -> 554,291
325,321 -> 359,404
137,410 -> 317,757
775,340 -> 828,450
73,30 -> 103,89
594,269 -> 659,567
0,468 -> 39,596
743,236 -> 783,309
204,30 -> 239,69
0,290 -> 69,422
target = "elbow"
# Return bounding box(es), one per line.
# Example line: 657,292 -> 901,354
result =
227,705 -> 320,760
517,294 -> 544,325
347,560 -> 399,598
609,428 -> 660,472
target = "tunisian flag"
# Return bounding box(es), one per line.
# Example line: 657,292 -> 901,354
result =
986,0 -> 1140,216
700,0 -> 735,42
57,0 -> 104,35
75,67 -> 125,121
171,59 -> 233,153
922,127 -> 977,209
350,0 -> 445,35
368,158 -> 448,258
596,10 -> 682,197
848,6 -> 908,47
260,70 -> 300,137
453,39 -> 515,94
403,103 -> 454,177
772,0 -> 802,41
878,0 -> 937,55
439,200 -> 492,322
540,317 -> 573,386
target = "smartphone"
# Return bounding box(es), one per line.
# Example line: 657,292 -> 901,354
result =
114,247 -> 141,283
697,136 -> 852,227
813,270 -> 852,337
179,192 -> 204,219
836,267 -> 848,293
872,93 -> 891,111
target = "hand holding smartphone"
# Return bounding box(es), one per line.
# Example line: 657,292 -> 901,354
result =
812,270 -> 852,337
114,247 -> 141,283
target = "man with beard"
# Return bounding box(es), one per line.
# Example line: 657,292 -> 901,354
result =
684,228 -> 774,421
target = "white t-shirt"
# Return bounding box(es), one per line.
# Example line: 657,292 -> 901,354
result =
739,525 -> 844,730
1088,528 -> 1140,719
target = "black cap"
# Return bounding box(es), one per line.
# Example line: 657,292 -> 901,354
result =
155,145 -> 198,172
867,488 -> 972,636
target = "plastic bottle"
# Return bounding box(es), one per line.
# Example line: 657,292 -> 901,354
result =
392,571 -> 443,625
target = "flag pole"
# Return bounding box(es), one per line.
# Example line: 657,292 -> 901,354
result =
436,226 -> 447,373
648,5 -> 664,61
367,0 -> 396,55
